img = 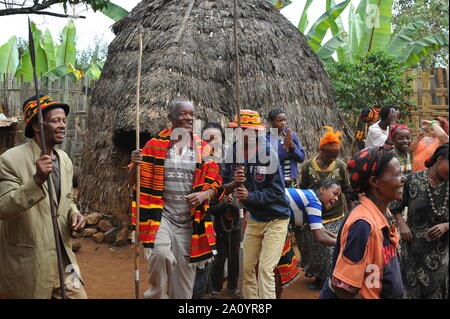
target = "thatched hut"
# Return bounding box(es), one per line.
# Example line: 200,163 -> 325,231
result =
78,0 -> 353,224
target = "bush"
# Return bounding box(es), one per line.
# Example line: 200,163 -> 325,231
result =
326,50 -> 415,117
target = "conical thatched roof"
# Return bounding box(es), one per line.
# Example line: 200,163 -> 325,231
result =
78,0 -> 353,222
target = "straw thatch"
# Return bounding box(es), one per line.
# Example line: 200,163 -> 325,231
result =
78,0 -> 354,223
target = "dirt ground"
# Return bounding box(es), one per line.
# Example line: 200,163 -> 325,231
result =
75,238 -> 319,299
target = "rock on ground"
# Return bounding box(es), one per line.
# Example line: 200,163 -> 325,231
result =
98,220 -> 113,232
115,229 -> 130,246
92,232 -> 105,243
85,213 -> 103,225
104,227 -> 120,243
81,227 -> 98,238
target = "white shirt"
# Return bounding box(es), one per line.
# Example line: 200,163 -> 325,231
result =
365,121 -> 389,148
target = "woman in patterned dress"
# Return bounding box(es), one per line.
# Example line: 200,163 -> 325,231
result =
390,143 -> 449,299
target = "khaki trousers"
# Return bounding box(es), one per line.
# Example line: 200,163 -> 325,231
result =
242,217 -> 289,299
51,249 -> 87,299
144,216 -> 196,299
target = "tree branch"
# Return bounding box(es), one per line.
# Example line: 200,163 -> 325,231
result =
0,7 -> 85,18
0,0 -> 86,18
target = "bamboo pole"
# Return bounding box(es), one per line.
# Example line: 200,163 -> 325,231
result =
233,0 -> 241,128
134,29 -> 144,300
28,17 -> 66,299
233,0 -> 246,298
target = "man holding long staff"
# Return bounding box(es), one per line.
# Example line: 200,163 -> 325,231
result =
0,19 -> 86,299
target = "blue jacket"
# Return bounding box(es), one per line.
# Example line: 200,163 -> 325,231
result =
222,143 -> 291,222
267,130 -> 305,181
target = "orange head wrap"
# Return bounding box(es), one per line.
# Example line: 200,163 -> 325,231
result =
319,126 -> 343,148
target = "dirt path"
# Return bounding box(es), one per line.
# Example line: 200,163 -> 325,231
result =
75,238 -> 318,299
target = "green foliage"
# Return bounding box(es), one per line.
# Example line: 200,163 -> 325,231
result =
56,19 -> 77,67
63,0 -> 111,12
84,61 -> 103,80
75,36 -> 108,71
75,36 -> 107,80
392,0 -> 449,68
1,19 -> 88,82
267,0 -> 292,9
306,0 -> 351,53
298,0 -> 313,33
303,0 -> 448,68
0,36 -> 19,74
98,1 -> 129,21
15,21 -> 48,81
326,50 -> 414,115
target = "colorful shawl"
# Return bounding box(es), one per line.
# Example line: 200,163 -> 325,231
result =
276,236 -> 300,287
131,128 -> 223,263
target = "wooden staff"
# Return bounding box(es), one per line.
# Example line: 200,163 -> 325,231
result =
28,17 -> 66,299
233,0 -> 246,297
134,28 -> 144,300
233,0 -> 241,128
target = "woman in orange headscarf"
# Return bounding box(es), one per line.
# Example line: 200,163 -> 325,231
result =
295,126 -> 354,291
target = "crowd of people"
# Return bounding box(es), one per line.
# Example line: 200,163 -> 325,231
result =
0,95 -> 448,300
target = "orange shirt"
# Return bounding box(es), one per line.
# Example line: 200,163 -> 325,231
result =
332,196 -> 400,299
412,137 -> 440,172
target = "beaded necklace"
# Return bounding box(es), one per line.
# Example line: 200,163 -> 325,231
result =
426,171 -> 449,217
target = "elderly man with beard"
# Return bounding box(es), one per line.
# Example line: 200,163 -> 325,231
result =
127,100 -> 222,299
0,94 -> 87,299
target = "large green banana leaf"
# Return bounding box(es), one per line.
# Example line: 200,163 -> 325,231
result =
99,2 -> 129,22
306,0 -> 351,53
42,28 -> 57,71
56,19 -> 76,67
345,3 -> 361,63
85,62 -> 103,80
357,0 -> 394,56
385,21 -> 425,57
397,33 -> 449,68
327,0 -> 346,35
298,0 -> 313,34
327,0 -> 347,62
44,63 -> 83,82
317,32 -> 347,63
16,21 -> 48,82
0,36 -> 19,75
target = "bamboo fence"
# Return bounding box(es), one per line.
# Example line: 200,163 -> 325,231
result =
404,67 -> 449,136
0,73 -> 92,166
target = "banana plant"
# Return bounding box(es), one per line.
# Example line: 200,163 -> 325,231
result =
99,1 -> 129,21
0,36 -> 19,75
306,0 -> 351,53
56,19 -> 76,67
45,19 -> 83,81
302,0 -> 448,68
85,61 -> 104,80
15,21 -> 48,81
326,0 -> 347,63
297,0 -> 313,34
317,32 -> 347,64
356,0 -> 394,56
2,19 -> 84,82
42,28 -> 57,71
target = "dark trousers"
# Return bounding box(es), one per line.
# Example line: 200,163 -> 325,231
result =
211,230 -> 240,291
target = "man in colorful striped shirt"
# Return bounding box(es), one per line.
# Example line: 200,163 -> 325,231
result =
127,101 -> 222,299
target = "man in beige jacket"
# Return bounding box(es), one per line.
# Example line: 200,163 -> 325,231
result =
0,94 -> 87,299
